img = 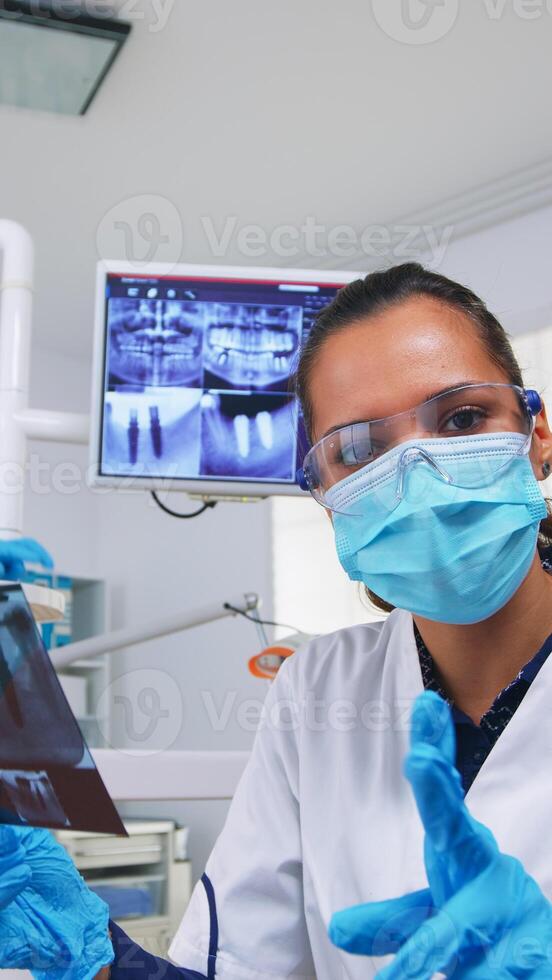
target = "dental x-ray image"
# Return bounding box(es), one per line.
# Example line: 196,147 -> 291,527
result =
202,303 -> 302,391
199,391 -> 297,480
0,769 -> 69,828
107,298 -> 205,388
0,584 -> 124,834
102,388 -> 203,478
98,272 -> 347,488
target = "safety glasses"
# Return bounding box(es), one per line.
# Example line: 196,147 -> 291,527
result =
297,384 -> 542,511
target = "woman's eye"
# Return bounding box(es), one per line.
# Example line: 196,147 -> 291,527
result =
442,407 -> 485,432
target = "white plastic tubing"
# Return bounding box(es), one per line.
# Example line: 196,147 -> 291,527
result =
0,220 -> 89,536
0,219 -> 34,537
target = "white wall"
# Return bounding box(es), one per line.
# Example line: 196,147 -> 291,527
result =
271,496 -> 385,639
432,203 -> 552,337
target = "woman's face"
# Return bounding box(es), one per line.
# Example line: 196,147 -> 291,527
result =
308,295 -> 552,481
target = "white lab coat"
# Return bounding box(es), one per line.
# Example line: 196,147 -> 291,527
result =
170,607 -> 552,979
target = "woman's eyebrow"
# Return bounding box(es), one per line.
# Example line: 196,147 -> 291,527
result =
424,380 -> 482,401
318,380 -> 484,441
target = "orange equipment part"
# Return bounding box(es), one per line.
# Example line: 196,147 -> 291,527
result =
248,644 -> 295,680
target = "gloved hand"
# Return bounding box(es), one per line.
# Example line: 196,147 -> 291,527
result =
0,824 -> 114,979
0,538 -> 53,581
329,690 -> 552,978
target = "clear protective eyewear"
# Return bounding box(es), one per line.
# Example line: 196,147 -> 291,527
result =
297,383 -> 542,512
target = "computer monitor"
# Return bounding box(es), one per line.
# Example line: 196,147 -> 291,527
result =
90,262 -> 358,497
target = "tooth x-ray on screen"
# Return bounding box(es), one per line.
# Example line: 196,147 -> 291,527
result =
93,265 -> 354,495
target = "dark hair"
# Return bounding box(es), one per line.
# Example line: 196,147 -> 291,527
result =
295,262 -> 552,614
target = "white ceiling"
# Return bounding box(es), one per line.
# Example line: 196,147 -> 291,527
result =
2,0 -> 552,357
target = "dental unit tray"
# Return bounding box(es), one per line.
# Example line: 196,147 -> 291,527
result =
89,261 -> 357,498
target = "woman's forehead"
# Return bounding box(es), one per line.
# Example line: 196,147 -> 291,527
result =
308,297 -> 508,442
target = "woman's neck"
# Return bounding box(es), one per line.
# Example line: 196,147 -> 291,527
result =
413,552 -> 552,724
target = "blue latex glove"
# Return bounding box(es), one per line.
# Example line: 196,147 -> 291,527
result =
0,824 -> 114,978
0,538 -> 53,581
329,690 -> 552,978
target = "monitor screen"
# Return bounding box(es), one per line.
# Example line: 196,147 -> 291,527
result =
91,263 -> 356,496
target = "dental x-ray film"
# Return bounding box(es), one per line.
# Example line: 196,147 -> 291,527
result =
94,267 -> 353,493
0,584 -> 124,834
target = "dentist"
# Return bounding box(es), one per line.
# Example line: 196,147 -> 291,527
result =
1,263 -> 552,978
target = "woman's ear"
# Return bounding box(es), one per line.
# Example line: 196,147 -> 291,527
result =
530,403 -> 552,481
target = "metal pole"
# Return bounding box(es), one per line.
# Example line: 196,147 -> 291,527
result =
50,593 -> 260,669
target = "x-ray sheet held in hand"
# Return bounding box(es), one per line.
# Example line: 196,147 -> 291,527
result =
0,584 -> 125,835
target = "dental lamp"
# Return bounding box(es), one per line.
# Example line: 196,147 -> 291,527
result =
248,630 -> 316,680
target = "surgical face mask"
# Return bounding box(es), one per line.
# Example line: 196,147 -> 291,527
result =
325,432 -> 547,624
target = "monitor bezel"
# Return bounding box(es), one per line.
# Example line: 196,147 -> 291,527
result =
89,260 -> 359,498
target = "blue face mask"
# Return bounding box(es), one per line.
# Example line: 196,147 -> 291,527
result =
327,432 -> 547,624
